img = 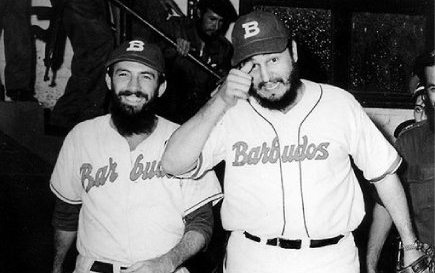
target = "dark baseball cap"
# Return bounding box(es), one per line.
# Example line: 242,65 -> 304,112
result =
231,11 -> 289,66
106,39 -> 165,73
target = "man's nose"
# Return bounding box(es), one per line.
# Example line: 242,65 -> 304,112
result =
127,76 -> 140,91
260,66 -> 270,83
213,20 -> 221,30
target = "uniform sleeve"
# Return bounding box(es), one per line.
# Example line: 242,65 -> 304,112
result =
50,130 -> 82,205
181,171 -> 223,216
348,97 -> 402,182
185,118 -> 227,180
184,202 -> 214,247
52,197 -> 81,231
172,118 -> 227,180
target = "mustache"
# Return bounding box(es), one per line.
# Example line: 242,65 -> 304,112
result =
118,90 -> 148,99
258,78 -> 288,89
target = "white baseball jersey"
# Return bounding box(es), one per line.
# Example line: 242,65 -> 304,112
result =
193,79 -> 400,240
50,114 -> 222,265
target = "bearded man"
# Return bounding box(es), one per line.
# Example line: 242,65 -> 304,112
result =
161,11 -> 425,273
49,39 -> 222,273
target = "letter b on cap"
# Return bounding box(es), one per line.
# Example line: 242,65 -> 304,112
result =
242,21 -> 260,39
126,40 -> 144,52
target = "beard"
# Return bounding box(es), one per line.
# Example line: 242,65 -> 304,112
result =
249,63 -> 302,111
109,89 -> 157,137
196,21 -> 219,44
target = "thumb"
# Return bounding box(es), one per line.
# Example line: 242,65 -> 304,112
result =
240,61 -> 254,74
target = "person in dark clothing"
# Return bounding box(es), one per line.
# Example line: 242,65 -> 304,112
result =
366,50 -> 435,273
393,86 -> 427,138
0,0 -> 36,101
132,0 -> 237,123
49,0 -> 114,131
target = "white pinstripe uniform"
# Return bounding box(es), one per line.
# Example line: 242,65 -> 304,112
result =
191,80 -> 401,273
50,114 -> 222,271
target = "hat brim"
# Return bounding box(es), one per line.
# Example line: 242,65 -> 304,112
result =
105,55 -> 164,74
231,37 -> 288,67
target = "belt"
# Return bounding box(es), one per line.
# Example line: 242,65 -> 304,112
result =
244,231 -> 344,249
90,261 -> 128,273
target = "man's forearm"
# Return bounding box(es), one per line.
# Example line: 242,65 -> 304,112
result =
366,203 -> 393,273
171,230 -> 207,267
374,173 -> 415,244
374,173 -> 423,267
164,230 -> 207,271
52,229 -> 77,273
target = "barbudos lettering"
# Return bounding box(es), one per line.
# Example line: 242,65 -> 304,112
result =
232,136 -> 329,166
80,155 -> 167,193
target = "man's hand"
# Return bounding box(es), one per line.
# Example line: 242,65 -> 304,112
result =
403,249 -> 426,268
216,61 -> 253,107
399,244 -> 434,273
176,38 -> 191,56
121,255 -> 175,273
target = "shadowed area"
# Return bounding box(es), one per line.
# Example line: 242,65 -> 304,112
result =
0,130 -> 76,273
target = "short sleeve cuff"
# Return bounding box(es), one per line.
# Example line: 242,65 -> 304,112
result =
50,182 -> 82,205
369,155 -> 402,183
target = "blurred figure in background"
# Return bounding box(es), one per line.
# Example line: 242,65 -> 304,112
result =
132,0 -> 237,122
0,0 -> 36,101
49,0 -> 114,133
393,86 -> 427,138
366,50 -> 435,273
393,53 -> 431,138
412,87 -> 427,123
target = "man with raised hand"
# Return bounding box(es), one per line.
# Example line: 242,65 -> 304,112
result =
162,11 -> 425,273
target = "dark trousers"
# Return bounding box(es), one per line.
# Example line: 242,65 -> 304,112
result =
50,0 -> 114,129
0,0 -> 34,100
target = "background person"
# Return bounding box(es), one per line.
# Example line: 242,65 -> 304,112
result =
393,86 -> 427,138
393,52 -> 430,138
366,50 -> 435,273
132,0 -> 237,123
49,0 -> 114,133
0,0 -> 36,101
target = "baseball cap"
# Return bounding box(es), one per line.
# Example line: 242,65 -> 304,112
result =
231,11 -> 289,66
106,39 -> 165,73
